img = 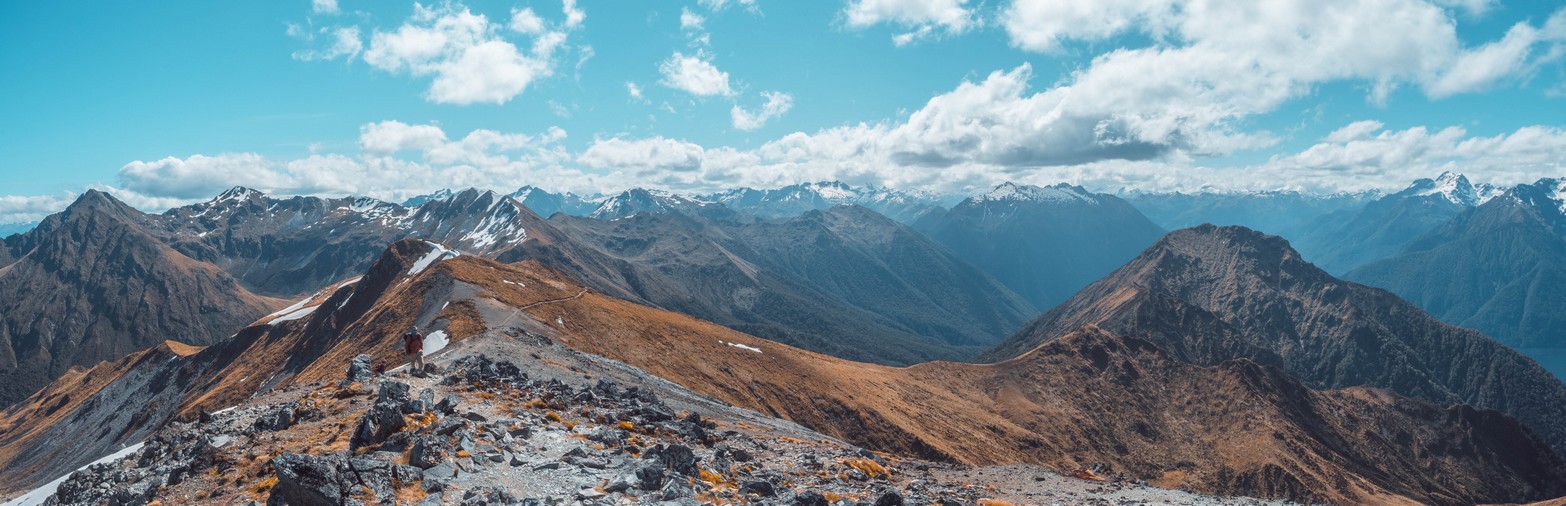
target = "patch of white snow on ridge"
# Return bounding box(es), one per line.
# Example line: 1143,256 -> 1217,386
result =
408,241 -> 461,276
271,305 -> 318,323
717,339 -> 763,353
423,330 -> 449,356
502,280 -> 525,287
266,293 -> 319,319
1,442 -> 147,506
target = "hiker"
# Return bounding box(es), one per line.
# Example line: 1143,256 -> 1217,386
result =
403,325 -> 425,374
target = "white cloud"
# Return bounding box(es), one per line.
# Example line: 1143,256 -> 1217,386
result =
1427,22 -> 1546,97
680,8 -> 705,30
118,153 -> 289,200
658,51 -> 735,96
579,137 -> 705,173
312,0 -> 339,15
509,7 -> 545,34
1324,120 -> 1386,143
698,0 -> 758,12
292,26 -> 363,61
626,81 -> 646,101
94,122 -> 579,209
844,0 -> 972,44
1001,0 -> 1566,110
562,0 -> 586,29
731,91 -> 794,130
359,121 -> 449,155
353,1 -> 583,105
1248,122 -> 1566,192
1432,0 -> 1495,16
0,193 -> 77,224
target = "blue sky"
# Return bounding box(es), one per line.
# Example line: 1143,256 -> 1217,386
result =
2,0 -> 1565,222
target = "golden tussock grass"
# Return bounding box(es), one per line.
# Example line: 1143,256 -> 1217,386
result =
842,458 -> 890,480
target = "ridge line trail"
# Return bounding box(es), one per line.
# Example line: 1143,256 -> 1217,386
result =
492,288 -> 590,330
515,289 -> 589,311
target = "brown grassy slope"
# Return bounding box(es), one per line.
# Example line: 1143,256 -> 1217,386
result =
443,255 -> 1565,506
3,241 -> 1563,505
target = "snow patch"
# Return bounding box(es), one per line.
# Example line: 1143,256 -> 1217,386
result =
423,330 -> 449,356
408,241 -> 461,276
266,293 -> 319,319
718,339 -> 763,353
1,442 -> 146,506
502,280 -> 525,287
271,305 -> 317,323
211,406 -> 240,416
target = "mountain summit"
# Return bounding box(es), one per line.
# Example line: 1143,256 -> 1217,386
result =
984,224 -> 1566,455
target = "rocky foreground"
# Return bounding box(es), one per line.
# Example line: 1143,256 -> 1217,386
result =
37,349 -> 1285,506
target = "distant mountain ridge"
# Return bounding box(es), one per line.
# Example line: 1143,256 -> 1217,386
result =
504,205 -> 1037,364
1349,177 -> 1566,351
1291,172 -> 1499,274
1124,188 -> 1379,239
914,182 -> 1167,310
704,181 -> 948,223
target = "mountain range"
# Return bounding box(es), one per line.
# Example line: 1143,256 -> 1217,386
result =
5,178 -> 1566,504
914,182 -> 1167,310
1124,189 -> 1378,239
5,238 -> 1565,505
1290,172 -> 1502,274
1349,177 -> 1566,350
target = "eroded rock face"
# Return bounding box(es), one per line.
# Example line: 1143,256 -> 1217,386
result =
349,381 -> 412,451
269,453 -> 395,506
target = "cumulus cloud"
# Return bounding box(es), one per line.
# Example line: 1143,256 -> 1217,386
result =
1259,122 -> 1566,191
731,91 -> 793,130
0,193 -> 78,224
509,7 -> 545,34
1001,0 -> 1566,108
658,51 -> 735,96
348,1 -> 583,105
289,25 -> 363,62
626,81 -> 646,101
312,0 -> 339,15
118,153 -> 288,200
845,0 -> 972,44
76,122 -> 575,212
680,8 -> 705,30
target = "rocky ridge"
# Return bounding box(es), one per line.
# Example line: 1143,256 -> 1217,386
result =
35,352 -> 1281,506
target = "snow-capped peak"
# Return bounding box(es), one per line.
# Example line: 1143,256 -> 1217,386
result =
1407,172 -> 1500,206
1548,178 -> 1566,217
977,182 -> 1098,205
402,189 -> 455,207
212,187 -> 262,203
